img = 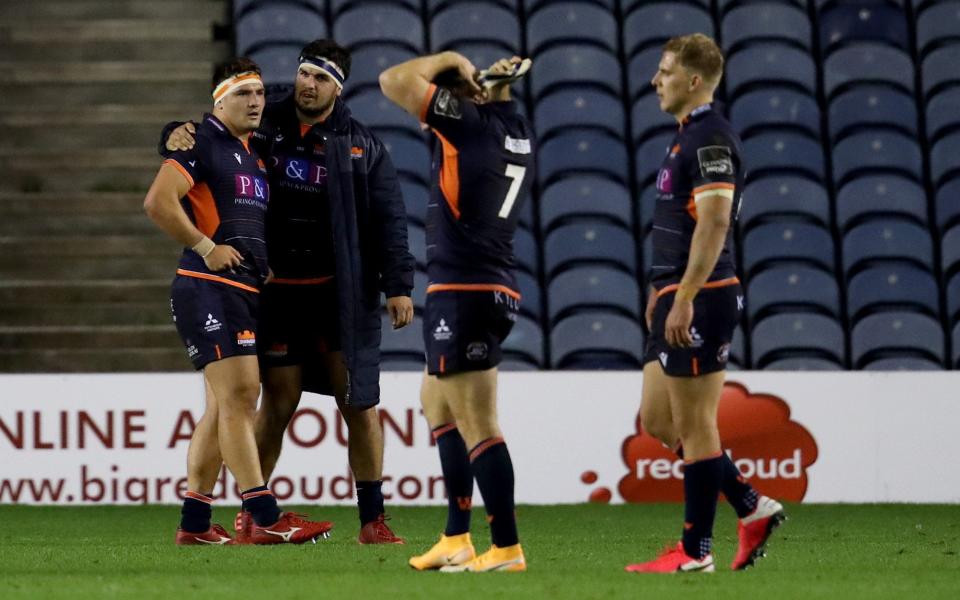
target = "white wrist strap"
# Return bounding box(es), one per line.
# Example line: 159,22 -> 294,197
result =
192,236 -> 215,258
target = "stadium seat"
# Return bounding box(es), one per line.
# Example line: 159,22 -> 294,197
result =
925,87 -> 960,144
235,4 -> 327,55
529,46 -> 622,100
850,312 -> 944,368
538,130 -> 629,186
544,222 -> 636,277
847,264 -> 941,322
515,270 -> 542,320
818,2 -> 909,55
730,88 -> 821,139
717,0 -> 805,14
741,221 -> 835,276
942,224 -> 960,278
930,132 -> 960,186
722,3 -> 811,53
498,357 -> 540,371
632,95 -> 679,144
729,325 -> 746,368
539,177 -> 633,232
954,321 -> 960,367
635,132 -> 676,186
333,4 -> 424,52
627,47 -> 663,101
347,89 -> 420,132
406,222 -> 426,269
922,45 -> 960,100
527,3 -> 618,55
380,314 -> 424,359
430,2 -> 520,53
400,180 -> 428,225
378,132 -> 430,185
510,226 -> 539,276
947,272 -> 960,324
726,43 -> 817,97
916,1 -> 960,58
638,184 -> 658,233
411,269 -> 428,311
751,313 -> 846,367
348,46 -> 418,92
547,266 -> 640,323
534,89 -> 626,142
763,357 -> 844,370
249,46 -> 301,86
500,314 -> 545,367
861,357 -> 945,371
334,0 -> 419,14
741,132 -> 825,182
936,179 -> 960,231
824,44 -> 914,98
832,131 -> 924,185
234,0 -> 324,18
739,176 -> 831,231
842,219 -> 934,276
835,176 -> 928,231
550,312 -> 645,369
642,230 -> 654,281
623,3 -> 714,58
746,265 -> 841,323
828,86 -> 918,142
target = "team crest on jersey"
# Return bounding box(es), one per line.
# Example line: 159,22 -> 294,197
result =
434,88 -> 462,119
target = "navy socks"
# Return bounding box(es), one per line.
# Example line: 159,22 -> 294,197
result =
433,424 -> 473,536
356,480 -> 385,525
241,485 -> 281,527
470,437 -> 519,547
681,455 -> 723,559
180,491 -> 213,533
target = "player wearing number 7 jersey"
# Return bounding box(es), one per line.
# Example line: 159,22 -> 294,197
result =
380,53 -> 535,573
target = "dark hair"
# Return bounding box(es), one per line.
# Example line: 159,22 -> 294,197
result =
300,39 -> 352,80
211,57 -> 261,90
433,67 -> 476,97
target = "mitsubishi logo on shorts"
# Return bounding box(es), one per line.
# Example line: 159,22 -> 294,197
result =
658,352 -> 668,367
689,327 -> 704,348
204,314 -> 222,333
433,318 -> 453,341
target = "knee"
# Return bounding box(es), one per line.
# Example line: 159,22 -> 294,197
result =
339,404 -> 378,433
219,381 -> 261,415
640,408 -> 674,446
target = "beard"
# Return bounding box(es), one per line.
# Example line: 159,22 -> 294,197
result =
295,94 -> 335,117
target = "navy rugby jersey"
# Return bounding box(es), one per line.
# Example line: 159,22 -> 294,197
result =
649,103 -> 744,289
165,114 -> 270,291
419,84 -> 536,293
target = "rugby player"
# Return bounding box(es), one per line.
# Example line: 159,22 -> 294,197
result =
144,57 -> 331,545
380,52 -> 535,572
163,40 -> 415,544
624,34 -> 784,573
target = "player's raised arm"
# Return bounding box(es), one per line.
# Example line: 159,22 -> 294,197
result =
378,51 -> 480,118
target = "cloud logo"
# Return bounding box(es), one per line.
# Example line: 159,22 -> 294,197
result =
616,381 -> 819,503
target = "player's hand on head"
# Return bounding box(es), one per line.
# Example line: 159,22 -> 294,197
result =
451,53 -> 481,95
203,244 -> 243,272
665,298 -> 694,348
166,122 -> 197,152
386,296 -> 414,329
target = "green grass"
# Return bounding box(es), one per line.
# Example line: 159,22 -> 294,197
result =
0,504 -> 956,599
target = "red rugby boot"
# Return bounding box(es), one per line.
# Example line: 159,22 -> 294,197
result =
625,542 -> 715,573
175,523 -> 236,546
358,514 -> 404,544
235,511 -> 333,545
731,496 -> 785,570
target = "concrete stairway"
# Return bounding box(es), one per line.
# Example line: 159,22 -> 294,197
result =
0,0 -> 229,372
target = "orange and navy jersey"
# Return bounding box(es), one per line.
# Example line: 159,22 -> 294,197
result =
419,84 -> 536,290
164,114 -> 270,291
650,103 -> 744,288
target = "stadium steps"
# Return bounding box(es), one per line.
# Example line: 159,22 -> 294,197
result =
0,147 -> 167,193
0,325 -> 181,350
0,348 -> 189,373
0,1 -> 225,21
0,192 -> 154,235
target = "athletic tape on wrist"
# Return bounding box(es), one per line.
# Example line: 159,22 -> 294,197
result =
192,236 -> 216,258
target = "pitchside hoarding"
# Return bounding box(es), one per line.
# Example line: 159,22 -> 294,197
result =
1,372 -> 957,505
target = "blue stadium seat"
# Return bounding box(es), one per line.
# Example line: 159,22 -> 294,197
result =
861,357 -> 945,371
335,0 -> 419,14
430,2 -> 520,53
751,313 -> 846,367
729,324 -> 746,368
942,224 -> 960,278
922,45 -> 960,100
726,43 -> 817,97
347,89 -> 420,132
639,184 -> 658,233
742,221 -> 835,276
544,222 -> 636,277
411,269 -> 428,311
763,357 -> 844,370
527,2 -> 618,55
818,2 -> 909,55
635,132 -> 676,186
249,46 -> 301,86
348,46 -> 418,92
514,226 -> 539,275
954,321 -> 960,367
847,264 -> 941,321
534,89 -> 626,142
499,357 -> 540,371
824,44 -> 914,98
400,180 -> 428,225
739,176 -> 831,231
916,1 -> 960,58
938,179 -> 960,231
502,314 -> 545,367
627,47 -> 663,100
623,3 -> 714,58
722,4 -> 811,53
718,0 -> 805,14
550,313 -> 645,369
547,266 -> 640,322
842,219 -> 934,276
235,0 -> 325,18
747,265 -> 841,323
926,87 -> 960,143
832,131 -> 924,185
930,132 -> 960,186
333,4 -> 424,52
515,270 -> 542,320
236,4 -> 327,55
947,271 -> 960,323
540,177 -> 633,232
529,45 -> 622,100
378,132 -> 430,185
851,312 -> 944,368
741,132 -> 825,182
828,86 -> 918,141
631,95 -> 678,143
642,230 -> 654,280
538,130 -> 629,185
406,222 -> 426,269
380,314 -> 424,359
836,176 -> 928,230
624,0 -> 708,16
730,88 -> 821,139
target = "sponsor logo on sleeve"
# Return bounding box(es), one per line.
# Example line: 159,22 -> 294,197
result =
696,145 -> 734,177
434,88 -> 462,119
504,136 -> 531,154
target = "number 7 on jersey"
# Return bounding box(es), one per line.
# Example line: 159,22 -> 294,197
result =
498,164 -> 527,219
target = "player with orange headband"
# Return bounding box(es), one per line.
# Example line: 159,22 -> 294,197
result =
144,57 -> 333,546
